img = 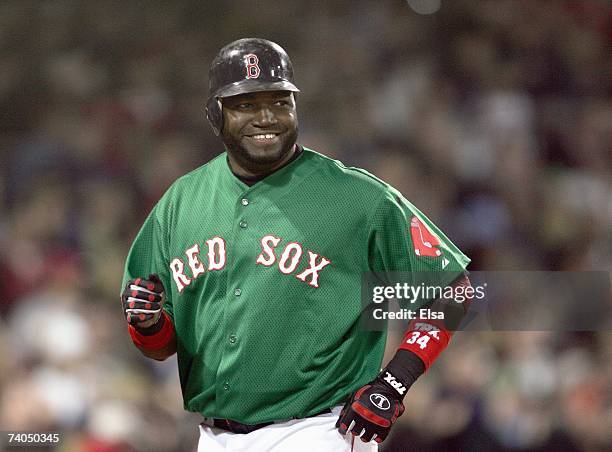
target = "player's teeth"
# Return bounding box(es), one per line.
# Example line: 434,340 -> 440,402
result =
253,134 -> 276,139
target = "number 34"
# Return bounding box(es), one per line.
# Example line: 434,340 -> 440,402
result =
406,332 -> 430,350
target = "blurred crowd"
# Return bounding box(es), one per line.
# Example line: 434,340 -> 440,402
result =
0,0 -> 610,451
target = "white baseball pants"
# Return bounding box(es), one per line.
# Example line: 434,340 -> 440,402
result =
197,406 -> 378,452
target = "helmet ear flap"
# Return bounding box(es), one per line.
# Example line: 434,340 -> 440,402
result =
206,97 -> 223,136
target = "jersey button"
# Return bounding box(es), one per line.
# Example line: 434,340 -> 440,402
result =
229,334 -> 237,344
223,382 -> 230,391
239,220 -> 247,228
241,198 -> 249,206
234,288 -> 242,297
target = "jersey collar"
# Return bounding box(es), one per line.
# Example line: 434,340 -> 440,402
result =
222,144 -> 309,193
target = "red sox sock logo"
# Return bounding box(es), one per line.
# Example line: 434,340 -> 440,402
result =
410,216 -> 442,257
168,234 -> 331,292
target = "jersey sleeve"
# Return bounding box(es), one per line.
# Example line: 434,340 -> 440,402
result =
367,188 -> 470,306
121,204 -> 174,321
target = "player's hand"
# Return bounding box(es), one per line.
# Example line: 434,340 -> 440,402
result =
336,377 -> 404,444
121,274 -> 165,329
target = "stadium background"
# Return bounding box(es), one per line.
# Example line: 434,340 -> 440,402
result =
0,0 -> 610,450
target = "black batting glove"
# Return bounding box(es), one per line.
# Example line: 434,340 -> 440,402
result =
121,274 -> 165,330
336,350 -> 425,444
335,376 -> 404,444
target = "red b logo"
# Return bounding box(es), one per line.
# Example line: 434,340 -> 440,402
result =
244,54 -> 260,79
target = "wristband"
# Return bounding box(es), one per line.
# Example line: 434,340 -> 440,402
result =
128,311 -> 174,350
398,318 -> 451,370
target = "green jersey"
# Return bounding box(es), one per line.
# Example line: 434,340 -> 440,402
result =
122,148 -> 470,424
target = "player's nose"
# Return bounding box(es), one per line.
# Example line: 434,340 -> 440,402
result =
252,105 -> 277,126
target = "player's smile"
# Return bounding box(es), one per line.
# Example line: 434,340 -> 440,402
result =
243,130 -> 283,147
245,132 -> 280,144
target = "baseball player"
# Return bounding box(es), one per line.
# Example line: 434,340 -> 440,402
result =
121,38 -> 472,452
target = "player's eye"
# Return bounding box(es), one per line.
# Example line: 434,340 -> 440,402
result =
236,103 -> 253,110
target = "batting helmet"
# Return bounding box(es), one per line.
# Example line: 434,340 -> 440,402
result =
205,38 -> 300,135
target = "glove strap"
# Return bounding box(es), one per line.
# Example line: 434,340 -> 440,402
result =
128,311 -> 174,350
378,349 -> 425,401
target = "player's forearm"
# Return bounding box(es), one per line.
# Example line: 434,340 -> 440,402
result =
383,274 -> 473,390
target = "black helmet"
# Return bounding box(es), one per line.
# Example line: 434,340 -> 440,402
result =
205,38 -> 300,135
